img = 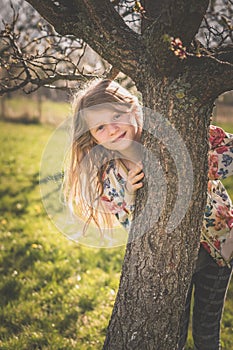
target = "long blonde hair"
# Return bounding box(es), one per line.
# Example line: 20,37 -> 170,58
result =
64,79 -> 142,234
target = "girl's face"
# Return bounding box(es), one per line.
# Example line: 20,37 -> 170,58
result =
85,106 -> 140,153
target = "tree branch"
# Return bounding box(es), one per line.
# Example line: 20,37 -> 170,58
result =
0,4 -> 109,96
213,45 -> 233,65
24,0 -> 66,25
143,0 -> 209,45
185,55 -> 233,100
0,72 -> 96,95
26,0 -> 143,78
140,0 -> 209,74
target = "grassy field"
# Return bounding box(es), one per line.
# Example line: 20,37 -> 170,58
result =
0,118 -> 233,349
0,121 -> 126,349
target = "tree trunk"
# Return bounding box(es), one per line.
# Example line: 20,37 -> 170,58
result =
37,91 -> 42,123
0,96 -> 6,120
103,73 -> 214,349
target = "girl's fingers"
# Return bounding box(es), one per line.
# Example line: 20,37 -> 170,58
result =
132,182 -> 143,190
133,182 -> 143,190
128,162 -> 143,175
128,168 -> 144,179
125,164 -> 144,194
129,172 -> 144,184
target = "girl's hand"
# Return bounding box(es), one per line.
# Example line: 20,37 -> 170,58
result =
221,227 -> 233,262
125,162 -> 144,195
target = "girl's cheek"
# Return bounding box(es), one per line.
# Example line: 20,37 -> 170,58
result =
101,132 -> 108,143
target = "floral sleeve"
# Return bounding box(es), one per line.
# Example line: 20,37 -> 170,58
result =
100,162 -> 135,230
208,125 -> 233,180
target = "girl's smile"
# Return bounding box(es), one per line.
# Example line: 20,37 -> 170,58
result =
112,131 -> 127,143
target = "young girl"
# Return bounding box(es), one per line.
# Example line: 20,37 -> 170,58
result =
64,79 -> 144,235
64,79 -> 233,350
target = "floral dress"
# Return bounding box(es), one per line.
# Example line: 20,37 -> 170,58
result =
101,160 -> 136,230
101,126 -> 233,267
202,125 -> 233,267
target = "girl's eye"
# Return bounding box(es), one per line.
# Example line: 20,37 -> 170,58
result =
97,125 -> 104,131
113,114 -> 121,120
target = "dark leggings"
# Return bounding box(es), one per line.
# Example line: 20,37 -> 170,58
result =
178,246 -> 232,350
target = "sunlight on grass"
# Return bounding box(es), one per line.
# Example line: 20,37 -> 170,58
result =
0,121 -> 125,349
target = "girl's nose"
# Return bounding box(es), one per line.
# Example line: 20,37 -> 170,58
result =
108,123 -> 119,135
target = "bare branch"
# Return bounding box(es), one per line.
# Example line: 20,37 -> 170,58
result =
0,70 -> 97,95
0,2 -> 109,95
25,0 -> 143,77
185,54 -> 233,100
197,0 -> 233,49
213,46 -> 233,64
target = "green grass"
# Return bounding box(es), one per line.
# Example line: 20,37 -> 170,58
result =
0,121 -> 125,349
0,120 -> 233,349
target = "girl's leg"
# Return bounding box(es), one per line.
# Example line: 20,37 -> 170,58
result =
192,258 -> 232,350
178,246 -> 211,350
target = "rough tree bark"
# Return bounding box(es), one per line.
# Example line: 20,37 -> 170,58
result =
103,74 -> 213,349
25,0 -> 233,348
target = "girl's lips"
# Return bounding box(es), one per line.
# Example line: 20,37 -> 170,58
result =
112,131 -> 127,142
